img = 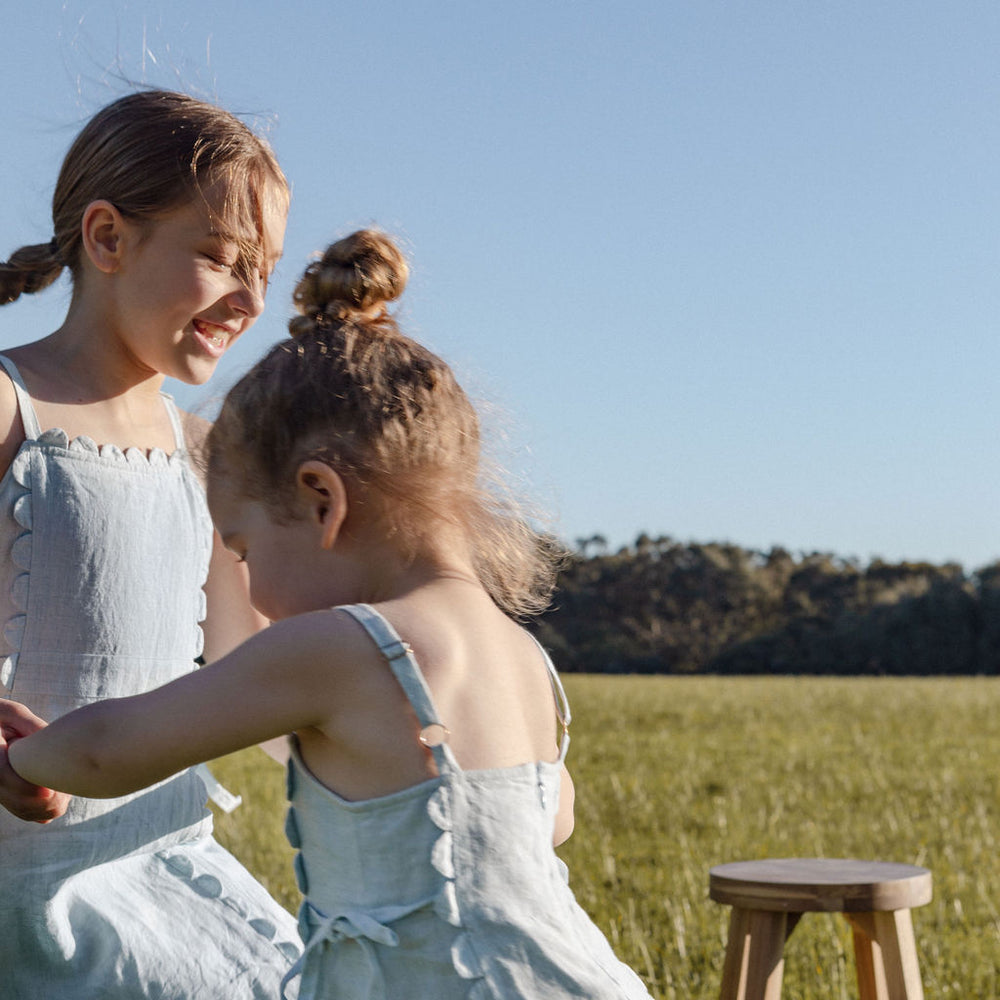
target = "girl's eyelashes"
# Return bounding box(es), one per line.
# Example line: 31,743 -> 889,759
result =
201,236 -> 240,272
204,252 -> 236,273
203,240 -> 274,299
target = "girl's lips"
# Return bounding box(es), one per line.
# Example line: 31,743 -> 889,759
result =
192,320 -> 232,359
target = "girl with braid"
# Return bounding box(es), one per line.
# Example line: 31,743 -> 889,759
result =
0,90 -> 301,997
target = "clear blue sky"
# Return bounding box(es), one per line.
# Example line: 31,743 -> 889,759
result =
3,1 -> 1000,569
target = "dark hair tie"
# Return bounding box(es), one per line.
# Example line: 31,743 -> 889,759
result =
49,238 -> 62,263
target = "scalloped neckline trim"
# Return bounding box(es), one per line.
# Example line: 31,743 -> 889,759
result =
30,427 -> 184,465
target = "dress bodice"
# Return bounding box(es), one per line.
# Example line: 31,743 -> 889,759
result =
0,355 -> 214,865
0,356 -> 302,999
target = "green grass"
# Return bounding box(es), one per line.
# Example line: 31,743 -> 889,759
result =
208,676 -> 1000,998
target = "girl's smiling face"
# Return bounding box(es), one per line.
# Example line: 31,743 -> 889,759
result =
105,193 -> 287,385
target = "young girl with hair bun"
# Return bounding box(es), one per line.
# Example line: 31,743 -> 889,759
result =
0,89 -> 301,996
3,228 -> 654,999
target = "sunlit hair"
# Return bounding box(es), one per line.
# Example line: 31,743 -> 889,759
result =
207,229 -> 561,618
0,89 -> 288,304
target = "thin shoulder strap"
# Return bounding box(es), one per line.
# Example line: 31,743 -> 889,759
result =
159,392 -> 186,452
339,603 -> 457,773
0,357 -> 186,452
0,356 -> 42,440
529,634 -> 572,762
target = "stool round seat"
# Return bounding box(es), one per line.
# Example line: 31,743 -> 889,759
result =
709,858 -> 932,1000
710,858 -> 932,913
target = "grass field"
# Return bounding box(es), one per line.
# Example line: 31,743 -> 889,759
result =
209,676 -> 1000,998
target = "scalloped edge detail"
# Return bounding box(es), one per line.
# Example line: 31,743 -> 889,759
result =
34,428 -> 185,468
281,763 -> 489,992
11,533 -> 31,571
285,804 -> 302,849
433,879 -> 461,927
11,449 -> 31,490
426,779 -> 486,988
427,782 -> 452,830
293,850 -> 309,894
37,428 -> 69,449
11,572 -> 28,611
4,447 -> 32,694
3,614 -> 25,646
12,493 -> 31,531
0,652 -> 15,691
430,829 -> 455,880
69,436 -> 99,455
158,850 -> 301,959
451,931 -> 485,981
1,437 -> 205,700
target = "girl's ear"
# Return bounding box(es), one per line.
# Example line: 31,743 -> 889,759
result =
295,460 -> 348,550
80,200 -> 130,274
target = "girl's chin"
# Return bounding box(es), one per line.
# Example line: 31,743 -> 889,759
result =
172,357 -> 223,387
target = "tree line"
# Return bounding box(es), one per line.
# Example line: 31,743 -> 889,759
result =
530,535 -> 1000,675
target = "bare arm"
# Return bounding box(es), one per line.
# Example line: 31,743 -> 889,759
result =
183,411 -> 267,663
7,614 -> 341,797
184,412 -> 288,764
203,512 -> 289,764
202,529 -> 267,662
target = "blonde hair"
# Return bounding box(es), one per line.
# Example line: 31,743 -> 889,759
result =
0,89 -> 288,304
208,229 -> 561,618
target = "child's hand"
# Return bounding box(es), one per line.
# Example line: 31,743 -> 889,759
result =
0,701 -> 70,823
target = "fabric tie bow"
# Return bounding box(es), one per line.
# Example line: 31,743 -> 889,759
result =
281,907 -> 400,999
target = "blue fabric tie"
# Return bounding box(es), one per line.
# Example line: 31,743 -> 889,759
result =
281,907 -> 401,999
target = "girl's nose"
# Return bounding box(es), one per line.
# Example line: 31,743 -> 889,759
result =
228,277 -> 265,319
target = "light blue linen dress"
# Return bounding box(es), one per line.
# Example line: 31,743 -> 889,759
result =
0,356 -> 300,998
282,603 -> 653,999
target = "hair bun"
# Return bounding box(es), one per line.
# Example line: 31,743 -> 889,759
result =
292,229 -> 409,330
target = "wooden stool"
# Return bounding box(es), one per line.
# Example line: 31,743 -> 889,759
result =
709,858 -> 932,1000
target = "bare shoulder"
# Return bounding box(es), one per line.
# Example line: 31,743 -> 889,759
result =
375,590 -> 564,760
244,607 -> 382,678
231,607 -> 387,727
0,366 -> 24,481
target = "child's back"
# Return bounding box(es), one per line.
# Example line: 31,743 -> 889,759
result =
292,581 -> 571,807
283,599 -> 650,1000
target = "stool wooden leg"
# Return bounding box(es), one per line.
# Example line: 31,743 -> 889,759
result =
718,907 -> 788,1000
847,910 -> 924,1000
850,912 -> 888,999
719,907 -> 751,999
719,906 -> 750,1000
